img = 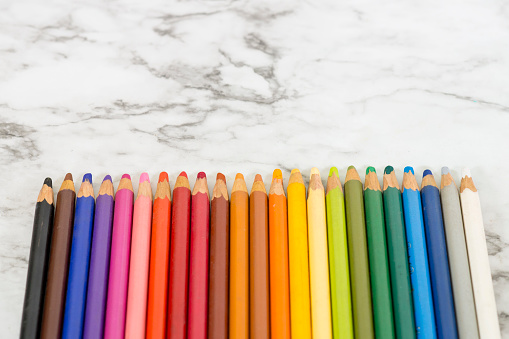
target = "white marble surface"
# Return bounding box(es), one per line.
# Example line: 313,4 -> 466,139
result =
1,0 -> 508,337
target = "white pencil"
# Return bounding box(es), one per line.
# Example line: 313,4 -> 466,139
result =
460,168 -> 500,339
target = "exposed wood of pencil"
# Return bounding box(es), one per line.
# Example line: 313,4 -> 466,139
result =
364,170 -> 381,192
37,182 -> 54,204
440,171 -> 456,190
98,179 -> 114,197
137,180 -> 153,199
402,170 -> 419,192
118,176 -> 134,192
154,178 -> 171,200
383,170 -> 400,191
345,166 -> 361,183
326,169 -> 343,194
421,173 -> 438,189
460,175 -> 477,193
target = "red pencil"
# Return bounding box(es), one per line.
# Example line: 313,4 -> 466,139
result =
167,172 -> 191,339
187,172 -> 210,339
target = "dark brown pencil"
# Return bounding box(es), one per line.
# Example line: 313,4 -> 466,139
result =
20,178 -> 54,339
208,173 -> 229,339
40,174 -> 76,339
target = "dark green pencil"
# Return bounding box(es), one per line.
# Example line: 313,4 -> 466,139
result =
364,167 -> 394,339
383,166 -> 416,339
345,166 -> 374,339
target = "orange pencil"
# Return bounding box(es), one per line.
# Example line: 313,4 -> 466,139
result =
269,169 -> 291,339
147,172 -> 172,339
229,173 -> 249,339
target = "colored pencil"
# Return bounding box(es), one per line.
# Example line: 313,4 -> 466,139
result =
307,168 -> 332,339
62,174 -> 95,339
188,172 -> 210,339
326,167 -> 354,339
104,174 -> 134,339
344,165 -> 374,339
147,172 -> 172,339
287,169 -> 311,339
268,169 -> 291,339
167,172 -> 191,339
249,174 -> 270,339
41,174 -> 75,339
440,167 -> 479,339
364,167 -> 395,339
83,175 -> 115,339
208,173 -> 229,339
382,166 -> 415,339
230,173 -> 249,339
402,166 -> 436,339
460,169 -> 501,339
20,178 -> 54,339
421,170 -> 458,339
125,173 -> 153,338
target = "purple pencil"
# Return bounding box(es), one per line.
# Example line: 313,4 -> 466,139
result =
104,174 -> 134,339
83,175 -> 115,339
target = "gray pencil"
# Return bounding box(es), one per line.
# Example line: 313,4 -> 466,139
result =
440,167 -> 479,339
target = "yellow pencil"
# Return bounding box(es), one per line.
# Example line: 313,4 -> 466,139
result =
287,169 -> 312,339
307,168 -> 333,339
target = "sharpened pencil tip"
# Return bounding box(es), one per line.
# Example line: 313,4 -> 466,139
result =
103,175 -> 112,182
44,177 -> 52,187
179,171 -> 188,179
310,167 -> 320,176
423,169 -> 433,177
140,172 -> 150,183
291,169 -> 300,174
197,172 -> 206,179
121,174 -> 131,180
235,173 -> 244,180
329,167 -> 339,177
441,167 -> 450,176
254,174 -> 263,182
384,166 -> 394,175
273,169 -> 282,179
83,173 -> 92,184
462,168 -> 472,178
216,173 -> 226,182
158,172 -> 168,182
404,166 -> 414,174
64,173 -> 73,181
366,166 -> 376,174
348,165 -> 356,171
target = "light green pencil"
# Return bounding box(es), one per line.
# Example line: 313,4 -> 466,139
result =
326,167 -> 354,339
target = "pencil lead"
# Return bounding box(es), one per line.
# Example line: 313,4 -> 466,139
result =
384,166 -> 394,175
254,174 -> 263,182
235,173 -> 244,180
159,172 -> 169,182
64,173 -> 73,181
83,173 -> 92,184
273,169 -> 282,180
179,171 -> 188,179
197,172 -> 206,179
103,175 -> 112,182
140,172 -> 150,183
441,167 -> 450,176
329,167 -> 339,177
44,177 -> 52,187
367,166 -> 376,174
121,173 -> 131,180
423,169 -> 433,177
404,166 -> 414,175
216,173 -> 226,182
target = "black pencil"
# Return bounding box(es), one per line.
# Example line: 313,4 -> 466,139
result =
20,178 -> 55,339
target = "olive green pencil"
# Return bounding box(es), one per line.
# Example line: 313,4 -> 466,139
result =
345,166 -> 374,339
326,167 -> 354,339
364,167 -> 394,339
382,166 -> 415,339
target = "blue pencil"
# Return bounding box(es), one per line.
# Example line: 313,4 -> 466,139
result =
421,170 -> 458,339
402,167 -> 436,339
62,174 -> 95,339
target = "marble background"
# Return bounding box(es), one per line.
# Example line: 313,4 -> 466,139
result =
1,0 -> 508,337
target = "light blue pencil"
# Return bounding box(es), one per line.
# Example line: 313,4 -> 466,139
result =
402,167 -> 436,339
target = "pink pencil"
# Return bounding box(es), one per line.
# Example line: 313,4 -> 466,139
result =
125,173 -> 153,338
104,174 -> 134,339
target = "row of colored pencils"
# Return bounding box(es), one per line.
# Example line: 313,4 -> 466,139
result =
21,167 -> 500,339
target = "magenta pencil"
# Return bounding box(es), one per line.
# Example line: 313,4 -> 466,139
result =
104,174 -> 134,339
125,173 -> 153,339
